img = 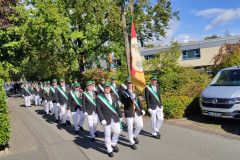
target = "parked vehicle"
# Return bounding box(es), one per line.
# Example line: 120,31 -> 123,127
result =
200,66 -> 240,119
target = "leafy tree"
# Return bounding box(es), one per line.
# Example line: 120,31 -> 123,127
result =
0,0 -> 19,29
212,43 -> 240,72
143,41 -> 181,74
144,44 -> 155,48
204,34 -> 219,40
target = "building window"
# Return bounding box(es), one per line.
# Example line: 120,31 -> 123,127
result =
144,55 -> 155,60
182,49 -> 201,60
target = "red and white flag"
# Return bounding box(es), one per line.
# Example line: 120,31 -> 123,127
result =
130,19 -> 146,91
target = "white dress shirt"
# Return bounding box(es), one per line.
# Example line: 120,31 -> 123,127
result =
105,93 -> 112,105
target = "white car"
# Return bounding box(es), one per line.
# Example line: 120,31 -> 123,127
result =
200,66 -> 240,119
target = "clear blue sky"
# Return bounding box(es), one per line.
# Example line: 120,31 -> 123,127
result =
149,0 -> 240,46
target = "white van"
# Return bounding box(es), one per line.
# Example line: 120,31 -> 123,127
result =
200,66 -> 240,119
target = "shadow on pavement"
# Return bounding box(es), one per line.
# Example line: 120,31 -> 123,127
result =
187,114 -> 240,136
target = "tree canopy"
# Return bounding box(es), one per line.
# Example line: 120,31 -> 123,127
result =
0,0 -> 179,82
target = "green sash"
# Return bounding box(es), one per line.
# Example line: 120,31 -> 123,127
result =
110,85 -> 119,98
57,86 -> 68,100
121,83 -> 127,90
44,87 -> 50,94
146,85 -> 160,103
23,86 -> 31,95
98,84 -> 104,92
84,91 -> 96,106
50,86 -> 56,93
98,95 -> 122,129
122,91 -> 140,110
70,91 -> 82,106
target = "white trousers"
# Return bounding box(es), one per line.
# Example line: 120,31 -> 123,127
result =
35,95 -> 40,105
87,112 -> 99,138
43,101 -> 51,114
151,107 -> 164,136
39,99 -> 42,105
53,103 -> 61,120
60,103 -> 67,123
49,101 -> 54,113
24,96 -> 31,107
72,108 -> 86,131
126,113 -> 143,145
103,119 -> 121,153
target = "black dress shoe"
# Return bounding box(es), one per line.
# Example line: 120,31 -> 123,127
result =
130,144 -> 137,150
152,134 -> 160,139
80,126 -> 84,131
58,116 -> 60,119
112,146 -> 119,153
108,152 -> 114,157
134,137 -> 139,144
62,123 -> 67,126
157,132 -> 161,137
75,131 -> 79,134
90,138 -> 95,142
66,120 -> 71,125
55,120 -> 59,123
94,132 -> 98,137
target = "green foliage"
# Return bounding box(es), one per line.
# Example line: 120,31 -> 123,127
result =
0,79 -> 10,146
213,43 -> 240,72
143,41 -> 182,74
162,96 -> 193,119
204,34 -> 219,40
0,63 -> 9,81
159,67 -> 211,97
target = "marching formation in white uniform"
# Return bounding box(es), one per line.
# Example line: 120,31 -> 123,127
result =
21,75 -> 163,157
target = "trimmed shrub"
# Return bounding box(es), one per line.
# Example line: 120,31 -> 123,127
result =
162,96 -> 193,119
0,79 -> 10,147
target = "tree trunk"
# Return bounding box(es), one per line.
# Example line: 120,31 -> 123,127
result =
121,0 -> 131,75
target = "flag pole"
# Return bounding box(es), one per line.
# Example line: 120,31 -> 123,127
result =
129,5 -> 135,116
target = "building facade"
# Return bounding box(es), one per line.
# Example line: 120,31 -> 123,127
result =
140,36 -> 240,70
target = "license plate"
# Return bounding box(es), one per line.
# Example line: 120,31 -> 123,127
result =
208,112 -> 222,117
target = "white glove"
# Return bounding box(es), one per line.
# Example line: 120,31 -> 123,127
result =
45,100 -> 47,103
120,118 -> 123,122
141,110 -> 145,116
84,112 -> 88,117
130,94 -> 136,99
148,109 -> 153,115
22,95 -> 24,97
57,103 -> 60,107
101,120 -> 107,126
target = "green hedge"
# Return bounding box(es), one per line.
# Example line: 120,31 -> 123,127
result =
0,79 -> 10,147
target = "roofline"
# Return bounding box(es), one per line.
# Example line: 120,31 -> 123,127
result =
140,35 -> 240,52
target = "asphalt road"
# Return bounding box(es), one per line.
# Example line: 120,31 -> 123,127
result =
2,96 -> 240,160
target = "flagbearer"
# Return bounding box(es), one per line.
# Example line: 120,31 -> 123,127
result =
67,83 -> 85,134
82,81 -> 99,142
119,75 -> 130,100
145,75 -> 163,139
43,81 -> 52,115
97,78 -> 105,94
121,78 -> 145,150
56,78 -> 70,126
50,79 -> 59,122
33,82 -> 40,106
22,82 -> 32,107
96,81 -> 123,157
